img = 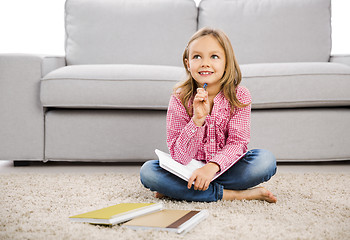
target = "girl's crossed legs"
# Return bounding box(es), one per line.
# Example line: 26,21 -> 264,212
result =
140,149 -> 277,203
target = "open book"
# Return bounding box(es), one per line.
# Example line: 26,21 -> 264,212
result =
123,209 -> 209,234
69,202 -> 163,225
156,149 -> 248,182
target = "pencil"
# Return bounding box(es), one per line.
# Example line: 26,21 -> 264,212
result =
203,83 -> 207,90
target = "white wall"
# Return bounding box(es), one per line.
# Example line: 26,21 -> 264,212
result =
0,0 -> 349,55
331,0 -> 350,54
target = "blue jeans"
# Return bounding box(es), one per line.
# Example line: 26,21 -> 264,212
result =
140,149 -> 277,202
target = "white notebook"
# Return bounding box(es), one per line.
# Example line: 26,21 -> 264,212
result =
155,149 -> 247,183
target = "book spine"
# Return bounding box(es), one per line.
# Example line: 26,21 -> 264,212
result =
166,211 -> 200,228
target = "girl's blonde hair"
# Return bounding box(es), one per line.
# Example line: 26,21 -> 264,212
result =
174,27 -> 249,116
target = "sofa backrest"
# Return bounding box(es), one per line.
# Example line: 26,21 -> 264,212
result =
198,0 -> 332,64
65,0 -> 197,66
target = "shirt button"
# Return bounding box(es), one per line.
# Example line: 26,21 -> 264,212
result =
210,139 -> 215,142
191,129 -> 196,133
211,153 -> 215,157
210,124 -> 214,127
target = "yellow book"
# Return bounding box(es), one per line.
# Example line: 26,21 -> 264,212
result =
69,203 -> 163,225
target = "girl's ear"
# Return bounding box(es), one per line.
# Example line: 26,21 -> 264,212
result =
185,58 -> 190,71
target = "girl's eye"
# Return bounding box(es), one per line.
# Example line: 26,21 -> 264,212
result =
193,55 -> 201,59
211,55 -> 219,59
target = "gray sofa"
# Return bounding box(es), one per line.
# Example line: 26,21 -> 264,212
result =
1,0 -> 349,164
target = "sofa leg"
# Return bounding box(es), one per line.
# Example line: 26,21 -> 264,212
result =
13,161 -> 31,167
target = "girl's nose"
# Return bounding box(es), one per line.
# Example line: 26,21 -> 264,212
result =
201,60 -> 210,68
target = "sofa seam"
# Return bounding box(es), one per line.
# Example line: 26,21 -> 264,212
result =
42,73 -> 350,81
42,100 -> 350,109
242,73 -> 350,78
42,104 -> 168,108
42,78 -> 180,82
251,100 -> 350,108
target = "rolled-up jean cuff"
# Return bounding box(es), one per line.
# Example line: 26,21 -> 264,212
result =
215,182 -> 224,201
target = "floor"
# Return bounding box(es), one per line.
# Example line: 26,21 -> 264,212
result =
0,160 -> 349,174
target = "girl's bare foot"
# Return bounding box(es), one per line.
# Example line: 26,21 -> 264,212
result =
154,192 -> 166,199
222,187 -> 277,203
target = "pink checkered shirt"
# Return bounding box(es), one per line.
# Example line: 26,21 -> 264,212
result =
166,86 -> 251,173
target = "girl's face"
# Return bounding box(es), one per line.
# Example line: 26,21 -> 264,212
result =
185,35 -> 226,88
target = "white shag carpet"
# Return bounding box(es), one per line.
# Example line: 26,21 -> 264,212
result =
0,172 -> 349,240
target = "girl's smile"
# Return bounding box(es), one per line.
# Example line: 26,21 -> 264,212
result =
198,71 -> 214,76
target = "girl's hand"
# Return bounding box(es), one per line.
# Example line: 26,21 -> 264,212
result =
188,162 -> 220,191
192,88 -> 210,126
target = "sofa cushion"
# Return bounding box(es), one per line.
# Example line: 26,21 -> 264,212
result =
41,63 -> 350,110
198,0 -> 331,64
241,62 -> 350,108
41,65 -> 186,109
65,0 -> 197,66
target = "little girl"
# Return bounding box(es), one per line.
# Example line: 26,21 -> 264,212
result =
140,27 -> 277,203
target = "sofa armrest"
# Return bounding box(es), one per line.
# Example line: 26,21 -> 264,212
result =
330,54 -> 350,67
0,54 -> 66,160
